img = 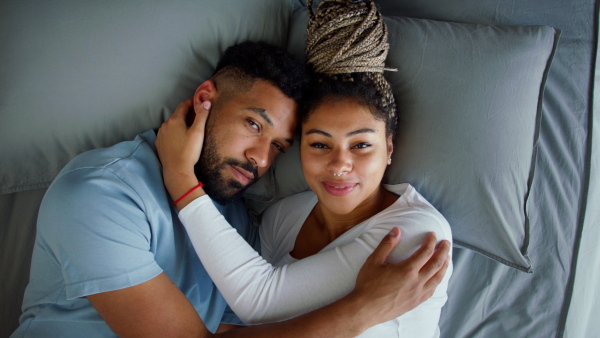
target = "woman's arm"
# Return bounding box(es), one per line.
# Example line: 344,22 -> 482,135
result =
179,194 -> 452,326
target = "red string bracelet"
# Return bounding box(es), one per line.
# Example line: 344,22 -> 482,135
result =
172,182 -> 204,206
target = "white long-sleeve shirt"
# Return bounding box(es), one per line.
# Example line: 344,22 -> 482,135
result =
179,183 -> 452,337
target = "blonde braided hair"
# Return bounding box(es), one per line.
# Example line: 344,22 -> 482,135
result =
305,0 -> 397,126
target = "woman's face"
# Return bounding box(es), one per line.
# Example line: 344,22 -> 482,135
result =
301,98 -> 393,216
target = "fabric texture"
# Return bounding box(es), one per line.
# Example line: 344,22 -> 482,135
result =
179,183 -> 452,332
246,12 -> 559,272
11,130 -> 252,337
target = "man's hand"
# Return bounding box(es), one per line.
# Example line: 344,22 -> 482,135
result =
351,228 -> 451,328
156,98 -> 211,207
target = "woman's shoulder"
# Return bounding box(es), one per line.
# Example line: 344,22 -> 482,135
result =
264,190 -> 315,217
261,191 -> 316,231
279,190 -> 316,205
378,183 -> 452,242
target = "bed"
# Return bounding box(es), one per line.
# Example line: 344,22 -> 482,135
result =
1,0 -> 597,337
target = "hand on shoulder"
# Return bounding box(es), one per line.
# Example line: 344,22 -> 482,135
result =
351,228 -> 451,329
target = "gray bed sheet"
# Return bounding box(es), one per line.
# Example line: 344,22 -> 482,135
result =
1,1 -> 598,338
371,0 -> 598,337
1,189 -> 46,338
565,5 -> 600,336
370,0 -> 598,337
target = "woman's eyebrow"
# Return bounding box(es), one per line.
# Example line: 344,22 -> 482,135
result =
347,128 -> 375,137
304,128 -> 376,137
305,129 -> 331,137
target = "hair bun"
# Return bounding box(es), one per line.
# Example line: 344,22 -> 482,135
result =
306,0 -> 394,75
305,0 -> 397,127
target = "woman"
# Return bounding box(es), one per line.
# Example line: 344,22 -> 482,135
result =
157,0 -> 452,336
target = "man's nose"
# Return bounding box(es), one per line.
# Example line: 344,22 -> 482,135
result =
246,137 -> 270,169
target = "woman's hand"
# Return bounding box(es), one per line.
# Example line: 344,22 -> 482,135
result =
156,98 -> 211,209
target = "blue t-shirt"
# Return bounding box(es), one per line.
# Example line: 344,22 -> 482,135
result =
12,130 -> 255,337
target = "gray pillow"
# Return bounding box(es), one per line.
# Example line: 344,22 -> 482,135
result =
0,0 -> 293,193
384,17 -> 558,271
245,13 -> 559,272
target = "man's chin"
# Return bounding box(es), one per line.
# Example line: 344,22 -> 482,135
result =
203,181 -> 248,205
205,190 -> 240,205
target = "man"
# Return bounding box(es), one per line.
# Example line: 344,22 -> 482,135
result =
13,41 -> 449,337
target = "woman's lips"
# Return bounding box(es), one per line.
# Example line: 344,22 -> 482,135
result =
322,181 -> 357,196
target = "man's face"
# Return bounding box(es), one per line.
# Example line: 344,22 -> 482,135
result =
195,80 -> 298,204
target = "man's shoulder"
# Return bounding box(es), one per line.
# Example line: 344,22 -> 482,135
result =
43,130 -> 164,213
61,130 -> 157,175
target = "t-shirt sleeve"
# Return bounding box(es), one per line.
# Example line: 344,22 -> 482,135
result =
178,192 -> 452,327
220,305 -> 246,326
38,168 -> 163,300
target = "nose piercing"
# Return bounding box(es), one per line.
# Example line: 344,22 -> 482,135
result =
328,167 -> 348,177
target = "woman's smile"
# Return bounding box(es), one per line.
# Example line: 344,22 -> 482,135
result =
301,98 -> 393,216
321,181 -> 358,196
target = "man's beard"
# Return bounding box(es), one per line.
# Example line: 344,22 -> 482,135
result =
194,132 -> 259,205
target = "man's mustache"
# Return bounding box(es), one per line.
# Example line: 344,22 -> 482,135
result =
225,158 -> 258,182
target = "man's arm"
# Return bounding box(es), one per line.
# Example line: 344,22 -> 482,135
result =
88,227 -> 449,337
88,273 -> 210,337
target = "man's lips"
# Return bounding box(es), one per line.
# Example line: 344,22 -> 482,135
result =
229,165 -> 255,186
322,181 -> 357,196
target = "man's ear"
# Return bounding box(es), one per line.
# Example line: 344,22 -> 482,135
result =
193,80 -> 218,114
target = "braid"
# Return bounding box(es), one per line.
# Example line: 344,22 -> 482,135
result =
305,0 -> 397,133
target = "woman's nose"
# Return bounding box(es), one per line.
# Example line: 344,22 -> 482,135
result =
327,149 -> 352,175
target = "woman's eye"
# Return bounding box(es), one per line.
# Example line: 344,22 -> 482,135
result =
310,142 -> 328,149
352,142 -> 371,149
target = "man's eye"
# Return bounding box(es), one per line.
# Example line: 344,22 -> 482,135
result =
273,143 -> 286,153
248,119 -> 260,131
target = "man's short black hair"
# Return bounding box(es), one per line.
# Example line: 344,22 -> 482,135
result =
213,41 -> 309,104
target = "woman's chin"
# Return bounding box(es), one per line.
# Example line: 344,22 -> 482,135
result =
317,197 -> 358,216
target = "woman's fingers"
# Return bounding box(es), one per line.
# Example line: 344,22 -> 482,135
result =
172,98 -> 194,120
156,98 -> 210,172
157,99 -> 193,138
156,99 -> 211,207
189,101 -> 211,136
